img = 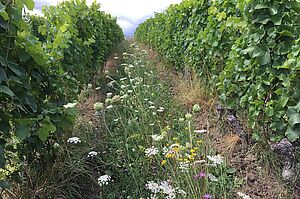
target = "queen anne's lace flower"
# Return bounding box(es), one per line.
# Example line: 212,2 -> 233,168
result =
151,134 -> 164,141
98,174 -> 112,186
207,173 -> 218,182
145,181 -> 160,194
87,151 -> 98,158
67,137 -> 81,144
207,154 -> 224,166
145,146 -> 159,156
63,102 -> 77,108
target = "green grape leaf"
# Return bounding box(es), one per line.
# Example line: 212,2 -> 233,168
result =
16,124 -> 30,140
38,123 -> 56,141
0,67 -> 8,83
286,126 -> 300,142
0,85 -> 14,97
0,3 -> 9,21
24,0 -> 35,10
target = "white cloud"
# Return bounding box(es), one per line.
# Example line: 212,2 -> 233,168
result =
117,19 -> 134,31
33,0 -> 183,35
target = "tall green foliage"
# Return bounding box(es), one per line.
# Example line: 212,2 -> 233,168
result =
135,0 -> 300,142
0,0 -> 123,187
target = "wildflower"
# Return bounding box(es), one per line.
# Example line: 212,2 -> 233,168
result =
178,118 -> 185,123
87,84 -> 93,90
53,142 -> 60,149
149,106 -> 156,109
157,107 -> 164,112
93,102 -> 104,111
207,173 -> 218,182
149,123 -> 155,126
145,146 -> 159,157
98,174 -> 112,186
87,151 -> 98,157
207,154 -> 224,166
194,129 -> 208,133
179,162 -> 189,173
159,181 -> 176,196
165,152 -> 175,159
127,90 -> 133,93
145,181 -> 160,194
161,160 -> 167,166
203,193 -> 212,199
67,137 -> 81,144
196,140 -> 203,144
194,171 -> 206,180
237,192 -> 252,199
95,87 -> 101,90
107,105 -> 113,109
185,113 -> 192,120
120,77 -> 127,81
107,92 -> 113,98
192,104 -> 201,112
193,160 -> 206,165
151,134 -> 164,141
105,98 -> 112,104
63,102 -> 77,108
114,56 -> 118,59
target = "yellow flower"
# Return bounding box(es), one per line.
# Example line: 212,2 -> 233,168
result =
196,140 -> 203,144
173,147 -> 179,152
190,149 -> 196,153
189,156 -> 195,161
172,137 -> 178,141
166,153 -> 175,159
161,160 -> 167,166
178,158 -> 183,161
191,153 -> 197,157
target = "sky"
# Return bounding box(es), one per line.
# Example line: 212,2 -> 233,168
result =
32,0 -> 183,36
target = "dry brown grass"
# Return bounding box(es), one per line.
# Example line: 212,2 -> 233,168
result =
217,134 -> 241,153
173,77 -> 213,109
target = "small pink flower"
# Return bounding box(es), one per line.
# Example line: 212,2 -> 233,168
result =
194,171 -> 206,180
203,193 -> 212,199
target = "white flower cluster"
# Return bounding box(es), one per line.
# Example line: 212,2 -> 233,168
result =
157,107 -> 164,113
87,151 -> 98,158
67,137 -> 81,144
237,192 -> 252,199
207,173 -> 218,182
179,162 -> 190,173
98,174 -> 113,186
207,154 -> 224,166
145,181 -> 186,199
145,146 -> 159,157
63,102 -> 77,108
151,134 -> 164,142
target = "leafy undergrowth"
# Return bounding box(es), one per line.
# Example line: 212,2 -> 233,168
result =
89,43 -> 240,198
